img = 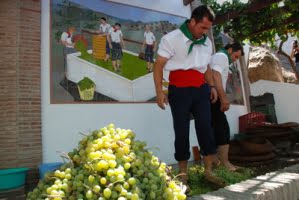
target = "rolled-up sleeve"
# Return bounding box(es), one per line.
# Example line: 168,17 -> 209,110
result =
210,53 -> 228,74
157,36 -> 174,59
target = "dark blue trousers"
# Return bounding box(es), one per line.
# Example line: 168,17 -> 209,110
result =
211,99 -> 230,145
168,84 -> 217,161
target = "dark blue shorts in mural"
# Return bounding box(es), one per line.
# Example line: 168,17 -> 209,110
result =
145,44 -> 154,63
106,40 -> 110,55
111,42 -> 122,61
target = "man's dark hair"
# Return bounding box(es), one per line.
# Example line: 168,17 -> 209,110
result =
224,42 -> 244,56
100,17 -> 106,21
191,5 -> 215,23
115,23 -> 121,27
293,40 -> 298,48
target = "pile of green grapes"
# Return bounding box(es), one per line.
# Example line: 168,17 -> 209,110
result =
27,124 -> 187,200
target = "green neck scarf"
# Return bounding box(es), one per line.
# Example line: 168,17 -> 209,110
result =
179,20 -> 207,54
219,48 -> 232,64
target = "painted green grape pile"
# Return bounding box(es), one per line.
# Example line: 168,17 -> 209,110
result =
27,124 -> 186,200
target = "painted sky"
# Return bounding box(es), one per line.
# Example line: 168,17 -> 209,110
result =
69,0 -> 186,24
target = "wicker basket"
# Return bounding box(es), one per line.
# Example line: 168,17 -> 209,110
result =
78,86 -> 95,101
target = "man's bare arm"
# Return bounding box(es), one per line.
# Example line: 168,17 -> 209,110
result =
213,70 -> 229,112
205,66 -> 218,103
153,55 -> 168,109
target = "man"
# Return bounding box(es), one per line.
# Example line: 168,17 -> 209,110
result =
61,26 -> 76,79
153,5 -> 222,185
142,24 -> 156,73
210,42 -> 244,172
291,40 -> 299,79
108,23 -> 125,72
98,17 -> 111,62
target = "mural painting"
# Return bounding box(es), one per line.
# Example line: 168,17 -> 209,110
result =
50,0 -> 186,103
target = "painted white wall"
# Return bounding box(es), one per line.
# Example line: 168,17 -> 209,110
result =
251,80 -> 299,124
41,0 -> 248,165
67,52 -> 156,102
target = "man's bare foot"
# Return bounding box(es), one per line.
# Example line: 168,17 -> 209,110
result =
204,171 -> 227,187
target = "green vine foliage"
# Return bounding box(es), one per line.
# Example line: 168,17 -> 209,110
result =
202,0 -> 299,49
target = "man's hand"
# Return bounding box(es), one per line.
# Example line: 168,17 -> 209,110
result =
210,87 -> 218,103
156,91 -> 168,110
220,96 -> 230,112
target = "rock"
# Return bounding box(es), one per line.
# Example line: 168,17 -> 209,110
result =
248,47 -> 284,83
281,67 -> 297,83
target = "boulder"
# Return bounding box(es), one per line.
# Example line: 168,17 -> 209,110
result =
281,67 -> 297,83
248,47 -> 284,83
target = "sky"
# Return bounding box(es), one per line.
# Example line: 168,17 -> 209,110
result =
69,0 -> 186,24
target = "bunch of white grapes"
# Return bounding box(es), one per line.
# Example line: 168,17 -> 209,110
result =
27,124 -> 187,200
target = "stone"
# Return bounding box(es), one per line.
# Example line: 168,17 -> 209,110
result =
281,68 -> 297,83
248,47 -> 284,83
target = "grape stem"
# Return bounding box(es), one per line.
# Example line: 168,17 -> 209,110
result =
56,150 -> 74,167
79,131 -> 89,136
108,179 -> 125,187
83,183 -> 91,189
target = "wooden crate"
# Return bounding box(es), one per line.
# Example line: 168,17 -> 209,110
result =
92,35 -> 106,60
239,112 -> 266,132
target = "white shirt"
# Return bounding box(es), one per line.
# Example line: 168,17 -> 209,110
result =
60,32 -> 73,48
144,31 -> 156,45
109,29 -> 123,43
157,29 -> 213,73
210,52 -> 230,90
99,23 -> 111,34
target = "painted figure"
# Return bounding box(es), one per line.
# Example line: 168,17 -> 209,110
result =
60,26 -> 76,78
108,23 -> 125,72
142,24 -> 156,73
98,17 -> 111,62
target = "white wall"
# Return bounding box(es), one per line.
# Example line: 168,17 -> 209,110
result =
251,80 -> 299,124
41,0 -> 248,165
275,34 -> 298,56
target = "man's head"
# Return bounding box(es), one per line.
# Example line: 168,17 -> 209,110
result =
114,23 -> 121,30
225,42 -> 244,62
145,24 -> 151,32
68,26 -> 75,34
100,17 -> 106,24
293,40 -> 298,50
188,5 -> 215,39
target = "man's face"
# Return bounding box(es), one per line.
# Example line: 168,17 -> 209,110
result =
188,17 -> 212,39
69,27 -> 75,34
115,25 -> 120,30
230,50 -> 242,62
100,19 -> 105,24
145,25 -> 150,32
